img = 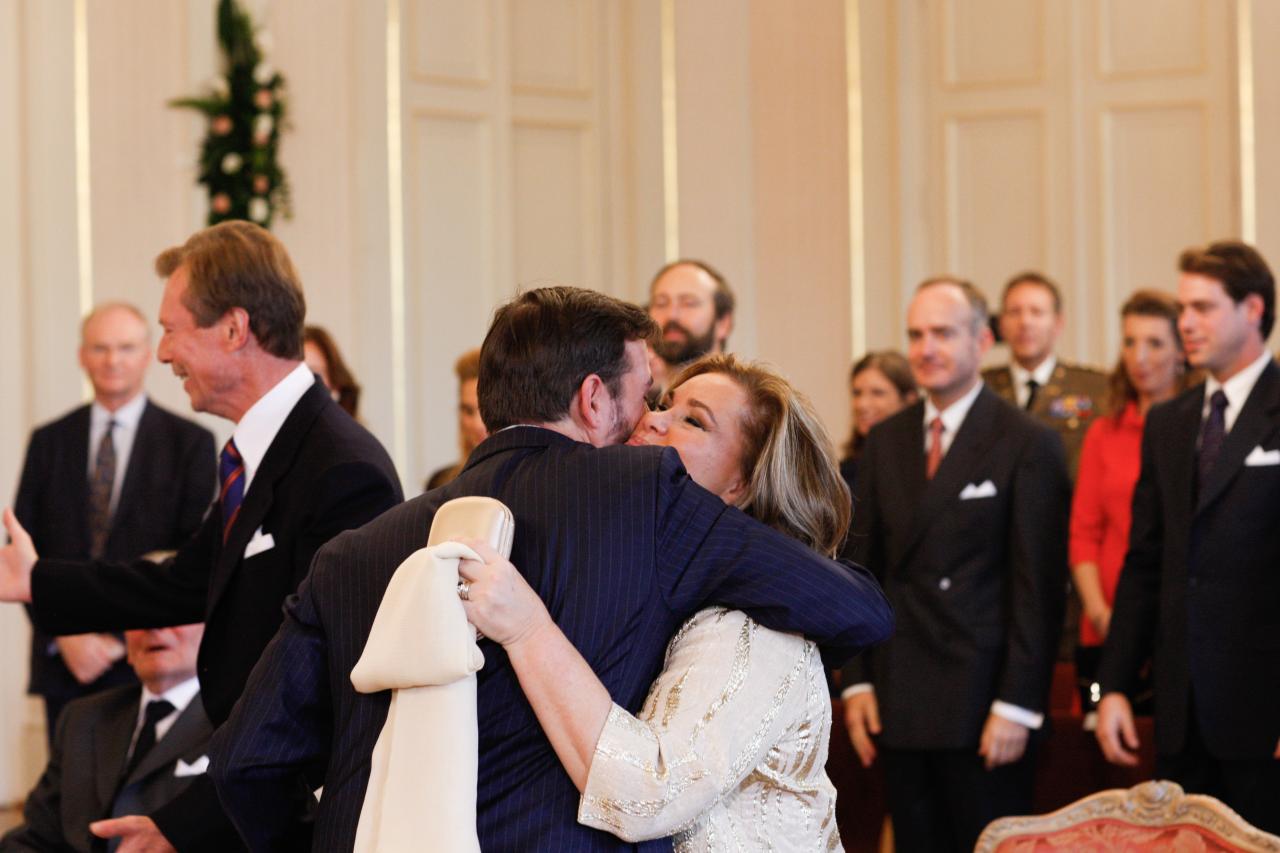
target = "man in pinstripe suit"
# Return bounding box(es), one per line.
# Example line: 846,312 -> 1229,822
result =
211,287 -> 894,851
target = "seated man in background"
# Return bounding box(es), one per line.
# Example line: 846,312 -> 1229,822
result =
15,302 -> 215,742
2,622 -> 210,853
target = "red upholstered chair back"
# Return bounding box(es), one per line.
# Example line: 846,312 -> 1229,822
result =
975,781 -> 1280,853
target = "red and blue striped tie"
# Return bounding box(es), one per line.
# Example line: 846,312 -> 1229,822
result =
219,439 -> 245,543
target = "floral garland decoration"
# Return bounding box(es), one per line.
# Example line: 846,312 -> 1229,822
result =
170,0 -> 290,228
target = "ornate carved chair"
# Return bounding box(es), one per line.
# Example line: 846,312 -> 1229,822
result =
975,780 -> 1280,852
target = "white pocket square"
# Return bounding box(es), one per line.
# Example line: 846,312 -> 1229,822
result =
244,528 -> 275,558
1244,445 -> 1280,467
959,480 -> 998,500
174,755 -> 209,777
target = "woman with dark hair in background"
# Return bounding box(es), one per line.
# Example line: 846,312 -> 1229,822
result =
303,325 -> 361,418
1070,290 -> 1188,717
840,351 -> 917,490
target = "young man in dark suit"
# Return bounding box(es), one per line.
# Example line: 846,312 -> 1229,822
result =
1096,241 -> 1280,834
841,277 -> 1070,852
2,623 -> 210,853
0,222 -> 404,852
209,286 -> 893,852
14,303 -> 215,740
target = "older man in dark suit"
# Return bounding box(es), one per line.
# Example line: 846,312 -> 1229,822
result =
0,222 -> 403,852
1096,241 -> 1280,834
2,623 -> 210,853
209,286 -> 893,852
841,277 -> 1069,853
15,302 -> 215,741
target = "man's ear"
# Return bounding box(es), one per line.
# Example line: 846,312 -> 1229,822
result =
1243,292 -> 1266,327
571,373 -> 608,433
222,308 -> 252,351
977,323 -> 995,358
715,313 -> 733,349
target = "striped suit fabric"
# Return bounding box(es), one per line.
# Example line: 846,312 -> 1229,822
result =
212,426 -> 893,851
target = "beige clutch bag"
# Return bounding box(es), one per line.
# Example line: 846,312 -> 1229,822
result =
426,496 -> 514,558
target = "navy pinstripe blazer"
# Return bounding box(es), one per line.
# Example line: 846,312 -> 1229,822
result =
211,426 -> 893,851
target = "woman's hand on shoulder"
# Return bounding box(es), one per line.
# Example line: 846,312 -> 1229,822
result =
458,540 -> 552,647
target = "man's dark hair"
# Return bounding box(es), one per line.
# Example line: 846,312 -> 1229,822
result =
649,259 -> 736,320
478,287 -> 658,432
1001,270 -> 1063,315
1179,240 -> 1276,338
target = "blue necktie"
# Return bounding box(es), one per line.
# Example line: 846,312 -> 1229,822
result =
219,439 -> 245,543
1197,390 -> 1229,489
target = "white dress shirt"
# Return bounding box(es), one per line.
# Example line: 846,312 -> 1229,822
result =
130,675 -> 201,754
847,377 -> 1044,730
1009,356 -> 1057,409
232,363 -> 314,495
1201,349 -> 1273,433
88,392 -> 148,516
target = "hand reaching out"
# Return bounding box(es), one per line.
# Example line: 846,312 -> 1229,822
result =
0,507 -> 37,604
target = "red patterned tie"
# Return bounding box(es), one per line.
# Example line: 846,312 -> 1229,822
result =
925,417 -> 944,480
219,439 -> 245,543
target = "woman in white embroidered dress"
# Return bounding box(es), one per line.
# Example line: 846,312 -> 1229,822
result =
461,355 -> 850,851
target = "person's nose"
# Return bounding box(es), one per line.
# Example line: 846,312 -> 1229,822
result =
638,408 -> 668,435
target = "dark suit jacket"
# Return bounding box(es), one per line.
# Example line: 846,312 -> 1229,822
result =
27,380 -> 404,852
1098,362 -> 1280,760
14,400 -> 215,699
984,361 -> 1108,480
0,684 -> 212,853
210,426 -> 894,852
841,388 -> 1069,749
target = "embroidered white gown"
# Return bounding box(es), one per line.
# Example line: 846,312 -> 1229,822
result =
578,608 -> 843,851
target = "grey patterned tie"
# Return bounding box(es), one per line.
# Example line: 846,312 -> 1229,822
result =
88,420 -> 116,559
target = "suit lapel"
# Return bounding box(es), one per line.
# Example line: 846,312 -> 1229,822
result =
1196,362 -> 1280,516
122,697 -> 210,786
208,381 -> 329,611
109,400 -> 156,540
71,406 -> 93,555
1164,387 -> 1202,526
95,692 -> 139,810
901,389 -> 1001,560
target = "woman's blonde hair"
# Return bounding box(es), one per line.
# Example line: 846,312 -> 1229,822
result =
668,354 -> 851,557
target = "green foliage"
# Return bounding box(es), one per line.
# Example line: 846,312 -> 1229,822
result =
170,0 -> 290,229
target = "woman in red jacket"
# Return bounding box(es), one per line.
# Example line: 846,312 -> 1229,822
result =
1070,290 -> 1187,718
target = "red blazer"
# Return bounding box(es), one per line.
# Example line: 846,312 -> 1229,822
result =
1069,402 -> 1144,645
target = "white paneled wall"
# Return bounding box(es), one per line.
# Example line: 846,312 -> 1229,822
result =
398,0 -> 637,487
869,0 -> 1241,364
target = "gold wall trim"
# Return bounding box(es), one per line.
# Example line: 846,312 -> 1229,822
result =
845,0 -> 866,357
73,0 -> 93,316
1236,0 -> 1256,243
660,0 -> 679,260
387,0 -> 408,474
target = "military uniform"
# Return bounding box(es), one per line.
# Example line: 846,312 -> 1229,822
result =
984,360 -> 1108,481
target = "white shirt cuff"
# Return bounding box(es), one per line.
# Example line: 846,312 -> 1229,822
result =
991,700 -> 1044,730
841,683 -> 874,700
